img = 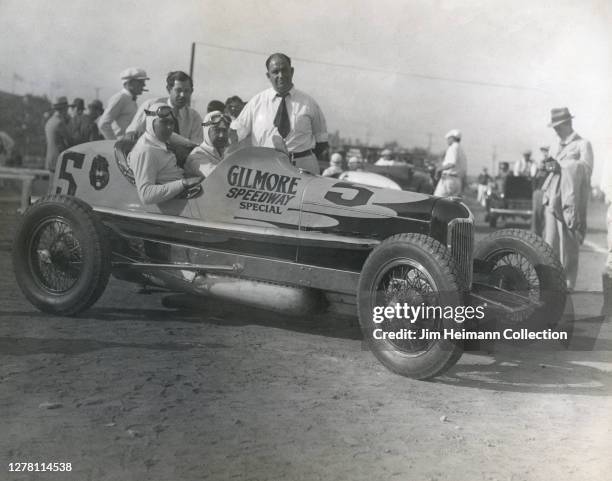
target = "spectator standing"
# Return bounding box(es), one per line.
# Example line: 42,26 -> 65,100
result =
513,150 -> 534,177
225,96 -> 245,120
0,131 -> 16,187
231,52 -> 328,174
44,96 -> 71,172
0,130 -> 15,166
604,155 -> 612,275
346,156 -> 364,171
99,68 -> 149,140
207,100 -> 225,114
541,107 -> 593,290
322,152 -> 344,177
477,167 -> 491,206
67,98 -> 88,145
375,149 -> 396,166
126,71 -> 203,147
531,146 -> 550,236
69,97 -> 84,118
434,129 -> 467,197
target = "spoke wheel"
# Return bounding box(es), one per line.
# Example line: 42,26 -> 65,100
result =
372,259 -> 441,354
29,217 -> 84,293
358,233 -> 464,380
486,250 -> 540,302
13,195 -> 111,316
474,228 -> 566,328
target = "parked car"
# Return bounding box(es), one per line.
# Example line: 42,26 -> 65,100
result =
12,142 -> 566,379
485,174 -> 533,228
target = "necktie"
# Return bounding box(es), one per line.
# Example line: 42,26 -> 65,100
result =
169,108 -> 180,135
273,93 -> 290,138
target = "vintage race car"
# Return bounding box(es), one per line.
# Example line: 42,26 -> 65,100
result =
324,162 -> 434,194
485,175 -> 533,228
12,141 -> 567,379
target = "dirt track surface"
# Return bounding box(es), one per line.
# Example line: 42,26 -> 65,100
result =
1,197 -> 611,481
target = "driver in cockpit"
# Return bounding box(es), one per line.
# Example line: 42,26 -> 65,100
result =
128,102 -> 203,205
186,110 -> 231,177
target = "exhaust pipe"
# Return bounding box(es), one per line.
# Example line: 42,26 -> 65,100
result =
141,269 -> 325,315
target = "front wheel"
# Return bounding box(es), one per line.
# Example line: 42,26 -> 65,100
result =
12,195 -> 111,316
474,228 -> 567,328
358,234 -> 464,380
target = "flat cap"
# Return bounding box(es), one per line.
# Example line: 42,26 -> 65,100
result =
120,67 -> 149,81
445,129 -> 462,140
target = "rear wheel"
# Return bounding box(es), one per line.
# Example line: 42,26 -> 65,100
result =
358,234 -> 464,380
12,195 -> 111,315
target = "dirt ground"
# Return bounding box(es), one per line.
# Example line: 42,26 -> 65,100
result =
1,192 -> 611,481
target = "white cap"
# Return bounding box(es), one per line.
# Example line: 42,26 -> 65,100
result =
120,67 -> 149,81
445,129 -> 461,140
330,153 -> 343,164
348,156 -> 361,165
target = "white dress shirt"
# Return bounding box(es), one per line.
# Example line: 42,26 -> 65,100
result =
98,88 -> 138,140
441,141 -> 467,177
231,87 -> 328,153
126,97 -> 204,145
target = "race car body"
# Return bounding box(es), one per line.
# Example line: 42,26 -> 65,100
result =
13,141 -> 567,379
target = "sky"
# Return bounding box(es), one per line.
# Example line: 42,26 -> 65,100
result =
0,0 -> 610,177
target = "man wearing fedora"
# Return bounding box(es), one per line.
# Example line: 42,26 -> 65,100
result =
67,97 -> 87,145
44,96 -> 71,172
98,67 -> 149,140
541,107 -> 593,290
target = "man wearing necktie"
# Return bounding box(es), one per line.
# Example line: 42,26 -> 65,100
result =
98,67 -> 149,140
231,52 -> 329,174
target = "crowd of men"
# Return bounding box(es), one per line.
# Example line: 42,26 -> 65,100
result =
39,51 -> 602,289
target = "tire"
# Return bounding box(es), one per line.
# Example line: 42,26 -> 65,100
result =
473,228 -> 566,328
12,195 -> 111,316
357,233 -> 464,380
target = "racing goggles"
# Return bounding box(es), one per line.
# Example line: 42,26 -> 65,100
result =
202,113 -> 232,127
144,106 -> 176,121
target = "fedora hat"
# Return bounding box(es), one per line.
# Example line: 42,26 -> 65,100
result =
548,107 -> 573,127
70,97 -> 85,110
52,96 -> 69,109
88,99 -> 103,111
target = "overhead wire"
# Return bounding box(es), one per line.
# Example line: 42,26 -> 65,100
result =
193,41 -> 546,93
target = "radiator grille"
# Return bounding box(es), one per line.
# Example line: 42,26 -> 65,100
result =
447,218 -> 474,288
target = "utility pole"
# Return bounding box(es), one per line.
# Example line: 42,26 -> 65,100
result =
189,42 -> 196,80
492,145 -> 497,174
